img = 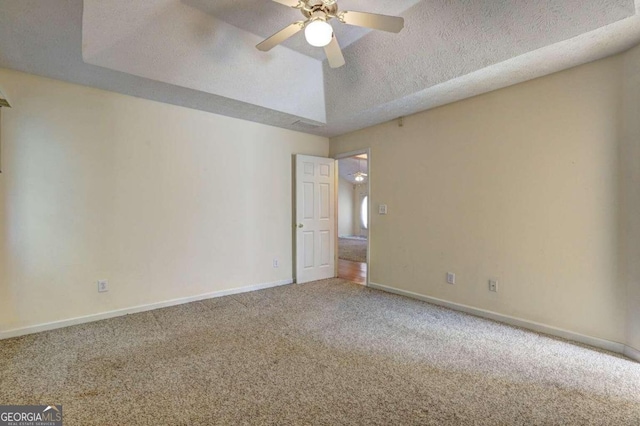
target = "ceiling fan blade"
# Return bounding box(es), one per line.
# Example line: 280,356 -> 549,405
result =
324,35 -> 345,68
256,21 -> 305,52
339,11 -> 404,33
272,0 -> 303,8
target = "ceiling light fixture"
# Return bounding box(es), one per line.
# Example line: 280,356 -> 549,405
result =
258,0 -> 404,68
304,19 -> 333,47
348,158 -> 368,183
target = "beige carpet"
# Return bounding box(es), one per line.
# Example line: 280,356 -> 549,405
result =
1,279 -> 639,425
338,237 -> 367,263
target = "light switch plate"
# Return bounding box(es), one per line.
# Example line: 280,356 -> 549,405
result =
379,204 -> 388,215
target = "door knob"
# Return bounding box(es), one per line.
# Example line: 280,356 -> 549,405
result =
298,224 -> 304,228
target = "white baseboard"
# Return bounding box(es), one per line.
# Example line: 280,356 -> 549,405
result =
0,279 -> 293,340
625,345 -> 640,362
368,282 -> 630,357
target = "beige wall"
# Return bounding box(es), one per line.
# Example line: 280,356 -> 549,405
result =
622,44 -> 640,352
353,183 -> 368,238
0,69 -> 328,333
0,106 -> 9,327
2,52 -> 639,351
331,55 -> 627,343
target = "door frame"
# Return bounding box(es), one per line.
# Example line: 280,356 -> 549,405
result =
333,148 -> 371,286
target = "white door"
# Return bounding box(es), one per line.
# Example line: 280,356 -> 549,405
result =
295,155 -> 336,284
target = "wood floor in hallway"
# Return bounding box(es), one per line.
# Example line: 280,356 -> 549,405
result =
338,259 -> 367,285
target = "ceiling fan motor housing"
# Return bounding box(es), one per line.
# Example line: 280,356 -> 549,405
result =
302,1 -> 338,19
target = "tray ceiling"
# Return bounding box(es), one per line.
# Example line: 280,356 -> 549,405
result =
0,0 -> 639,137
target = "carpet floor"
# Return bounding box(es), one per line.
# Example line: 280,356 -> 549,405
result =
1,279 -> 639,425
338,237 -> 367,263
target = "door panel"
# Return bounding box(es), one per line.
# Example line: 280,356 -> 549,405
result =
319,183 -> 330,219
296,155 -> 336,284
303,232 -> 314,268
303,182 -> 315,219
320,230 -> 330,266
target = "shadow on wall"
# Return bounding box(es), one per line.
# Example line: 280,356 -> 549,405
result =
621,43 -> 640,354
0,104 -> 15,326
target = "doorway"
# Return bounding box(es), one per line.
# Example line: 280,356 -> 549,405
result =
336,152 -> 369,285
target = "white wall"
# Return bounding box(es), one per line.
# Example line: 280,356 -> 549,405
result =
622,44 -> 640,353
331,55 -> 627,343
338,176 -> 354,237
0,68 -> 328,333
353,183 -> 368,238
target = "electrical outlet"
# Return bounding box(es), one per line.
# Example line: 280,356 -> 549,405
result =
379,204 -> 388,215
489,280 -> 498,292
97,280 -> 109,293
273,259 -> 279,268
446,272 -> 455,285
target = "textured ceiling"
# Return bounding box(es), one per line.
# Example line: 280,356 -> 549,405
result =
183,0 -> 420,60
83,0 -> 325,123
328,0 -> 636,117
0,0 -> 640,138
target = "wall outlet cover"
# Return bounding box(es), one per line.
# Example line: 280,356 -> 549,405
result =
447,272 -> 455,284
97,280 -> 109,293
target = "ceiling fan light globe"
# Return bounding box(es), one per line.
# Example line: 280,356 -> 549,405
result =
305,20 -> 333,47
355,175 -> 365,182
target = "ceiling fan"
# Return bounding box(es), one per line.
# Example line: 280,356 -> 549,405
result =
349,159 -> 368,182
256,0 -> 405,68
351,171 -> 367,182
